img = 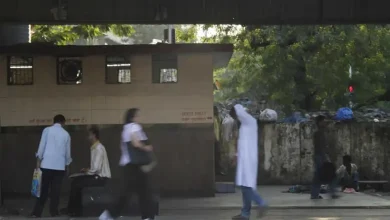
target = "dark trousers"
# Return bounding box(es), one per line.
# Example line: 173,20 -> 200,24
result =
32,168 -> 65,217
108,164 -> 154,219
67,175 -> 107,216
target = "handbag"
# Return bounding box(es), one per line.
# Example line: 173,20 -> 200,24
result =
141,152 -> 158,173
126,137 -> 152,165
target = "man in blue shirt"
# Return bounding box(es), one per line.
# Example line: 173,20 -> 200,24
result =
31,114 -> 72,217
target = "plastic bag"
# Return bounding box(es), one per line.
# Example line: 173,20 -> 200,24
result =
31,169 -> 42,198
259,109 -> 278,122
335,107 -> 353,121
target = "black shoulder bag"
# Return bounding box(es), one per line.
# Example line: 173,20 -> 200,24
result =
126,139 -> 152,165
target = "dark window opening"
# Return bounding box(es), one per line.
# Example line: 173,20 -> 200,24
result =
57,57 -> 83,85
7,56 -> 34,85
106,56 -> 131,84
152,54 -> 178,83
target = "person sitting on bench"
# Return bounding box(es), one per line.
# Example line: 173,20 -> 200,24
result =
66,125 -> 111,217
336,155 -> 359,192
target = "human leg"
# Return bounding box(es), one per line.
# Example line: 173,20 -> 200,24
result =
49,170 -> 65,216
31,168 -> 52,217
136,168 -> 155,219
105,165 -> 136,218
240,186 -> 253,218
68,175 -> 103,216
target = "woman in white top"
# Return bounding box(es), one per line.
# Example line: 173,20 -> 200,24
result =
100,108 -> 155,220
66,125 -> 111,217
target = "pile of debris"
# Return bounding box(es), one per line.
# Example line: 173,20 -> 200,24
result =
215,99 -> 390,123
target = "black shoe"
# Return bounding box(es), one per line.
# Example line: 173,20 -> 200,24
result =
310,195 -> 323,199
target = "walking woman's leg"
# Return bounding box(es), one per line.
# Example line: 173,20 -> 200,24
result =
103,165 -> 136,219
137,167 -> 154,219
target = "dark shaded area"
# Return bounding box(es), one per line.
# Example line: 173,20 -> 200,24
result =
1,0 -> 390,24
0,123 -> 215,198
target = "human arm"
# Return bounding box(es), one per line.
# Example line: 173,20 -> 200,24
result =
234,104 -> 253,125
65,135 -> 72,173
35,128 -> 48,169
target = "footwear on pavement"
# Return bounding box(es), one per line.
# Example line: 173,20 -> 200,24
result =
232,214 -> 249,220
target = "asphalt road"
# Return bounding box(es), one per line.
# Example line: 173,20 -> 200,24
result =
153,209 -> 390,220
2,209 -> 390,220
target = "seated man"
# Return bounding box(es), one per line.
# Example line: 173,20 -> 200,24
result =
66,126 -> 111,217
336,155 -> 359,192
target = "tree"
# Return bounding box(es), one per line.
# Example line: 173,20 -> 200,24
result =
207,25 -> 390,113
31,25 -> 135,45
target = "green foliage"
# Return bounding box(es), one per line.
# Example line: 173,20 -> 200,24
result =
205,25 -> 390,113
31,25 -> 134,45
175,25 -> 198,43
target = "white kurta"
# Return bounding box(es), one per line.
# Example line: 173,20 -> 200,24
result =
235,104 -> 258,189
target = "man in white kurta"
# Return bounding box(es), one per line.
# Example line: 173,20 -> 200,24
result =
230,104 -> 267,220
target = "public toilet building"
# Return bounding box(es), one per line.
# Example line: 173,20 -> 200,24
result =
0,43 -> 233,196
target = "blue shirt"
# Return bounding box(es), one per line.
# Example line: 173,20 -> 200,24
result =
36,123 -> 72,170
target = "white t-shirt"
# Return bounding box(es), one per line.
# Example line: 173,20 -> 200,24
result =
119,123 -> 147,166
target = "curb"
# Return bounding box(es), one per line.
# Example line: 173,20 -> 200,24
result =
160,205 -> 390,210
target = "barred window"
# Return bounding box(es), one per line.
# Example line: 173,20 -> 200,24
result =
7,56 -> 34,85
160,68 -> 178,83
106,56 -> 131,84
152,54 -> 178,83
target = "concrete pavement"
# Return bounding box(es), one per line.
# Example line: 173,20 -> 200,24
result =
2,186 -> 390,218
2,209 -> 390,220
160,186 -> 390,210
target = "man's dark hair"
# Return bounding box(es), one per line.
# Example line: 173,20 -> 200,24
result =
89,125 -> 100,140
229,107 -> 237,119
343,155 -> 352,174
53,114 -> 66,124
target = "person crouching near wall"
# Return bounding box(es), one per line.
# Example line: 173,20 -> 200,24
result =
65,125 -> 111,217
100,108 -> 156,220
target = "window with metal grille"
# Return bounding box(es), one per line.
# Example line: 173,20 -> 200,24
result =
152,54 -> 178,83
7,56 -> 34,85
106,56 -> 131,84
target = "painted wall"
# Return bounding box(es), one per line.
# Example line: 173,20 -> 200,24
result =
0,52 -> 216,197
259,122 -> 390,184
0,53 -> 214,126
219,122 -> 390,185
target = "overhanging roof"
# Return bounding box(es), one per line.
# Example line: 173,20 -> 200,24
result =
1,0 -> 390,25
0,43 -> 234,69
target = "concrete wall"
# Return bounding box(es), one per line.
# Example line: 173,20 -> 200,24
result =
0,53 -> 216,197
257,122 -> 390,185
0,54 -> 214,125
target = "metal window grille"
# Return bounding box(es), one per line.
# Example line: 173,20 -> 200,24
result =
152,54 -> 178,83
106,56 -> 131,84
7,56 -> 33,85
160,68 -> 177,83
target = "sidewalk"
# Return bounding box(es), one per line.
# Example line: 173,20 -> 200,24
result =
2,186 -> 390,217
160,186 -> 390,210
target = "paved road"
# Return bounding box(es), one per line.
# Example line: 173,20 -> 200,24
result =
151,209 -> 390,220
154,209 -> 390,220
2,209 -> 390,220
